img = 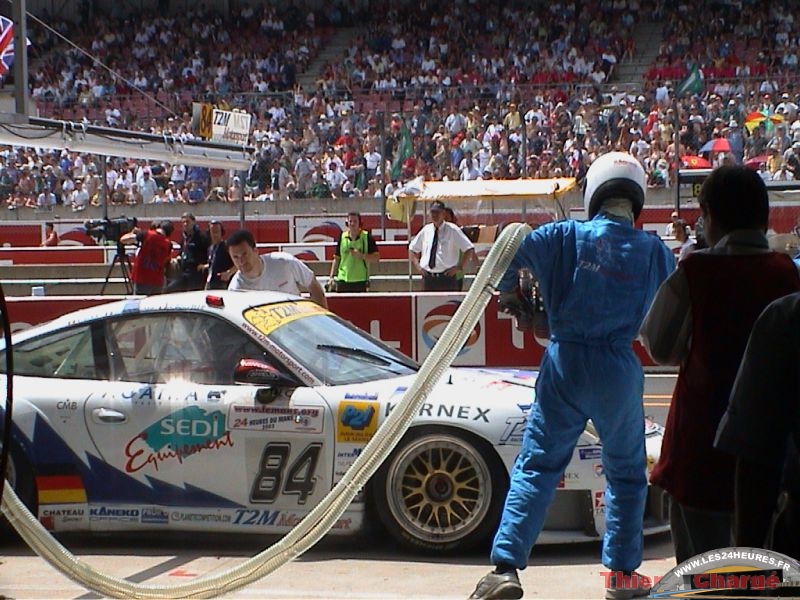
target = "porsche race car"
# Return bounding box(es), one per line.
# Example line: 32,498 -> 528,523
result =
1,291 -> 669,552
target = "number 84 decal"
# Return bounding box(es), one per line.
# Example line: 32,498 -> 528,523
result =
251,442 -> 322,505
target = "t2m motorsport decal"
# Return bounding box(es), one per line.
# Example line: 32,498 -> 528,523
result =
124,406 -> 233,473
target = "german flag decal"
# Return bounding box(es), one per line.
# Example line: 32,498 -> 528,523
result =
36,474 -> 87,505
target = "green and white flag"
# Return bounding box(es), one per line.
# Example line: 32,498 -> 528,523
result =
675,65 -> 703,97
391,122 -> 413,181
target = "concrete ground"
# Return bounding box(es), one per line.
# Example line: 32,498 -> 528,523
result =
0,530 -> 676,599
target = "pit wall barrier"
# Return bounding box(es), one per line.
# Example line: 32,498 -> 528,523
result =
3,293 -> 657,368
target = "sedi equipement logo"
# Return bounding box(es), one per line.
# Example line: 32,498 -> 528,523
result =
601,547 -> 800,597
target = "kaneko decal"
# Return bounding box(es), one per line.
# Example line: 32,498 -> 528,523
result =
89,506 -> 140,522
421,301 -> 481,356
124,406 -> 233,473
337,402 -> 378,443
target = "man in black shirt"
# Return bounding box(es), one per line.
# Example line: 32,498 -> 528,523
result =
168,212 -> 210,292
715,291 -> 800,558
203,220 -> 235,290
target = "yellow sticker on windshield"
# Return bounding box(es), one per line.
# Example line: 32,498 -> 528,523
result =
244,301 -> 329,335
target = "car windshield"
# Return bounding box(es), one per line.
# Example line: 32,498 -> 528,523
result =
243,301 -> 418,385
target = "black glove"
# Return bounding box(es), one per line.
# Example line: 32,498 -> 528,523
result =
498,287 -> 535,331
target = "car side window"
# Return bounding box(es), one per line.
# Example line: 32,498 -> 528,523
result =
108,312 -> 270,385
2,325 -> 99,379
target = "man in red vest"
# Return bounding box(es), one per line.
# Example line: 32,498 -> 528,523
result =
640,165 -> 800,564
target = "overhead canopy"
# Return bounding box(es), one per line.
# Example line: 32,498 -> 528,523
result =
386,176 -> 578,223
395,177 -> 577,203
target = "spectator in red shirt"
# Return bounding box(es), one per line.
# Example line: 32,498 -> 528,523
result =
41,222 -> 58,247
120,220 -> 174,295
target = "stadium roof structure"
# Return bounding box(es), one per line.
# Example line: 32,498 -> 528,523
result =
0,113 -> 254,169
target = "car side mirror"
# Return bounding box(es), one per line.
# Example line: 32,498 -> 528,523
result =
233,358 -> 293,386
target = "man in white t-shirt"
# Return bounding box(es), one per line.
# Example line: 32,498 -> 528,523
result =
226,229 -> 327,307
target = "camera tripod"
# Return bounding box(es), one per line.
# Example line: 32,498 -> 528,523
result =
101,241 -> 133,295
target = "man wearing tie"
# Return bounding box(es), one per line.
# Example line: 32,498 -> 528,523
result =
409,200 -> 476,291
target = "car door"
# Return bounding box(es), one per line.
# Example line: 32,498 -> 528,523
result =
81,310 -> 333,533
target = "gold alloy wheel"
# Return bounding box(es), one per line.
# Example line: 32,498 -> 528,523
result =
384,432 -> 493,545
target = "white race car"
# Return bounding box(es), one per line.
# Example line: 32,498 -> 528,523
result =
1,291 -> 668,552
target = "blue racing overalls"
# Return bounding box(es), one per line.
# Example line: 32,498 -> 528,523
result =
491,213 -> 675,572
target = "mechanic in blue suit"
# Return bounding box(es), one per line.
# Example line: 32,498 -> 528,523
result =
469,152 -> 675,600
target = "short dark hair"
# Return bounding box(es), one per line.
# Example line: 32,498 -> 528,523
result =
226,229 -> 256,248
209,219 -> 225,235
160,220 -> 174,237
698,166 -> 769,233
346,211 -> 361,224
45,221 -> 54,229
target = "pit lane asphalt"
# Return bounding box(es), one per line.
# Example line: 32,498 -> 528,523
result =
0,374 -> 678,600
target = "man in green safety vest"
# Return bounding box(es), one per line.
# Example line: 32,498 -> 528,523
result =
328,212 -> 380,292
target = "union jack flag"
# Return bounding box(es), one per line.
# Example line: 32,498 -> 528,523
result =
0,16 -> 30,78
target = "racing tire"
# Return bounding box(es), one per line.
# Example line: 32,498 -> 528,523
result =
4,445 -> 37,517
370,425 -> 508,554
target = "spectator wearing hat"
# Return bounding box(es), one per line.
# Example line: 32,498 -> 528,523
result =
409,200 -> 476,292
783,142 -> 800,178
664,211 -> 680,237
138,169 -> 158,205
70,179 -> 89,212
225,176 -> 242,203
36,185 -> 57,211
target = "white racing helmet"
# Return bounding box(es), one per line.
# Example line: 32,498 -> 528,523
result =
583,152 -> 646,220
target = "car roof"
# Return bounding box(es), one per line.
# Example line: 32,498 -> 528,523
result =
12,290 -> 303,342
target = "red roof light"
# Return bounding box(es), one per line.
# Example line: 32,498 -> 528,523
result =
205,295 -> 225,308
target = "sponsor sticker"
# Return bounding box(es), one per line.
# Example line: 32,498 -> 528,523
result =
599,547 -> 800,597
89,506 -> 140,523
337,401 -> 378,443
228,405 -> 323,433
579,447 -> 602,460
171,511 -> 232,524
243,301 -> 329,336
125,406 -> 233,473
141,507 -> 169,525
344,392 -> 378,401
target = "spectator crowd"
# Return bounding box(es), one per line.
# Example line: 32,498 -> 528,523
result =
4,0 -> 800,212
